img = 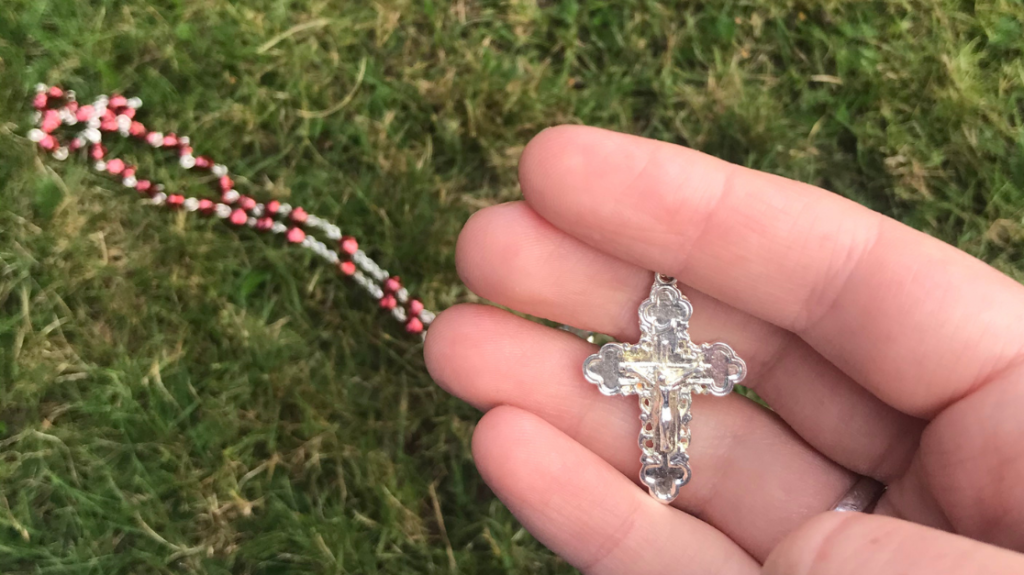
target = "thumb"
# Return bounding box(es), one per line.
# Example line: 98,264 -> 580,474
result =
763,512 -> 1024,575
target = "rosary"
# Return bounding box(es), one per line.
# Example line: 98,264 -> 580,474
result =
26,84 -> 750,504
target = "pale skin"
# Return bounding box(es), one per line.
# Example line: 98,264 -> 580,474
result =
424,126 -> 1024,574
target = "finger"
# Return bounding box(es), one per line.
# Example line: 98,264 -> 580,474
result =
473,405 -> 759,575
883,361 -> 1024,550
425,304 -> 855,561
519,125 -> 1024,418
763,512 -> 1024,575
457,201 -> 922,480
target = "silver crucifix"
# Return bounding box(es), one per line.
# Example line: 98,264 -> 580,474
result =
582,274 -> 746,503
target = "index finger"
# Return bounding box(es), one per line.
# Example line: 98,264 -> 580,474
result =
519,125 -> 1024,418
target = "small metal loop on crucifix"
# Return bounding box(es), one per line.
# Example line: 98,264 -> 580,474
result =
583,274 -> 746,503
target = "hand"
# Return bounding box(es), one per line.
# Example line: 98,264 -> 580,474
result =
425,126 -> 1024,574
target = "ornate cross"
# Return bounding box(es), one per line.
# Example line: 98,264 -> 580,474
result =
583,275 -> 746,503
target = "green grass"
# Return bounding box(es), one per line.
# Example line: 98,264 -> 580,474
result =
1,0 -> 1023,572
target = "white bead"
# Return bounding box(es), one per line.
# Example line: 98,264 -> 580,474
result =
179,155 -> 196,169
419,310 -> 436,325
221,189 -> 240,203
117,115 -> 132,131
184,197 -> 200,212
178,136 -> 189,145
71,137 -> 85,149
247,217 -> 257,227
53,147 -> 69,161
271,222 -> 287,234
60,109 -> 77,125
211,164 -> 228,177
65,90 -> 76,101
123,176 -> 138,188
34,83 -> 47,93
251,204 -> 264,217
127,97 -> 142,109
94,161 -> 107,171
82,128 -> 101,144
391,307 -> 408,322
395,287 -> 410,304
301,236 -> 313,248
94,96 -> 109,107
214,204 -> 232,218
277,203 -> 292,217
87,118 -> 101,129
151,192 -> 167,205
147,132 -> 164,146
31,111 -> 41,124
27,129 -> 45,142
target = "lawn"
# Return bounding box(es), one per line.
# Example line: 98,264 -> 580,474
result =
1,0 -> 1023,573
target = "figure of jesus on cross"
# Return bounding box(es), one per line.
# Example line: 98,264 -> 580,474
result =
583,275 -> 747,503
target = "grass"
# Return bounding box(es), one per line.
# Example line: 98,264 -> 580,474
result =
1,0 -> 1023,572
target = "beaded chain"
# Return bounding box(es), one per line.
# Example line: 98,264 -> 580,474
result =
26,84 -> 436,339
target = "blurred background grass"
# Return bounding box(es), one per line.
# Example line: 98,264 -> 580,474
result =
1,0 -> 1023,573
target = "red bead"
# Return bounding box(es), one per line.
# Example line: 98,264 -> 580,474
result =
383,276 -> 401,293
229,209 -> 248,226
289,207 -> 308,224
286,227 -> 306,243
162,134 -> 178,148
76,105 -> 94,122
41,110 -> 61,133
379,294 -> 397,310
239,196 -> 257,211
198,198 -> 215,215
122,167 -> 136,179
256,217 -> 274,231
218,175 -> 234,192
136,180 -> 153,194
106,158 -> 125,175
166,194 -> 185,208
65,101 -> 79,114
100,119 -> 118,132
47,86 -> 64,99
33,93 -> 49,110
39,135 -> 57,150
101,109 -> 116,122
194,156 -> 212,169
405,317 -> 424,334
68,138 -> 83,151
128,121 -> 146,137
408,299 -> 424,316
179,146 -> 193,156
109,95 -> 128,109
90,144 -> 106,160
339,236 -> 358,255
120,107 -> 136,119
265,200 -> 280,215
339,261 -> 356,276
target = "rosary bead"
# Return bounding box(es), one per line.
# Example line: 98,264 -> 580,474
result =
183,197 -> 200,212
47,86 -> 64,99
408,299 -> 424,316
162,134 -> 179,148
33,92 -> 48,110
90,144 -> 106,160
194,156 -> 212,169
109,94 -> 128,109
120,107 -> 136,119
147,132 -> 164,146
340,236 -> 359,255
76,105 -> 94,122
53,147 -> 69,161
106,158 -> 125,175
265,200 -> 280,216
179,155 -> 196,169
222,190 -> 240,204
289,207 -> 308,224
166,194 -> 185,209
239,196 -> 257,211
27,129 -> 45,142
218,175 -> 234,192
41,110 -> 61,133
339,260 -> 357,276
136,180 -> 153,194
383,276 -> 401,293
229,208 -> 248,226
100,119 -> 118,132
39,135 -> 58,150
379,294 -> 397,310
286,227 -> 306,244
255,217 -> 274,232
405,317 -> 424,334
198,198 -> 215,215
212,164 -> 228,177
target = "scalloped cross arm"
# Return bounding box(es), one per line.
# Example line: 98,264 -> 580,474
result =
582,275 -> 747,503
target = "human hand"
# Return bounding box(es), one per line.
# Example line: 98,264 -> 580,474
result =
425,126 -> 1024,574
